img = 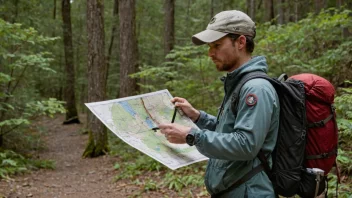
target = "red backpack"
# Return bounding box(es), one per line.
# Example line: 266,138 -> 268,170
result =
227,72 -> 339,198
291,74 -> 338,175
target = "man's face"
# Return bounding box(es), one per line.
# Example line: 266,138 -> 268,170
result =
208,36 -> 239,72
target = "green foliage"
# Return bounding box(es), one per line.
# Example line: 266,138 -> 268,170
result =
335,87 -> 352,143
109,135 -> 207,195
0,19 -> 65,149
163,171 -> 204,192
337,149 -> 352,174
255,8 -> 352,81
143,178 -> 158,192
132,45 -> 224,115
0,149 -> 55,179
327,173 -> 352,197
113,154 -> 165,181
25,98 -> 66,118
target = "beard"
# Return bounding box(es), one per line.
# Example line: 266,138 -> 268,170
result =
215,61 -> 236,72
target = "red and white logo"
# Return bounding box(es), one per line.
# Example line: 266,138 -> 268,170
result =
246,94 -> 257,106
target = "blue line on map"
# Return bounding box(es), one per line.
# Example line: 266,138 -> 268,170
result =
155,146 -> 160,151
119,101 -> 137,117
145,117 -> 155,128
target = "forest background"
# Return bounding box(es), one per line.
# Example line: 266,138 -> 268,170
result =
0,0 -> 351,197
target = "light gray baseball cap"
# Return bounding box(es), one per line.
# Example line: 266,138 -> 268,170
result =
192,10 -> 256,45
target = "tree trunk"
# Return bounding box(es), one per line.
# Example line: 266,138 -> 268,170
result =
294,0 -> 298,22
264,0 -> 274,23
118,0 -> 138,98
61,0 -> 80,124
12,0 -> 19,23
106,0 -> 119,84
83,0 -> 108,158
246,0 -> 256,20
277,0 -> 284,24
314,0 -> 325,14
53,0 -> 57,19
286,0 -> 291,23
164,0 -> 175,57
336,0 -> 351,38
211,0 -> 215,19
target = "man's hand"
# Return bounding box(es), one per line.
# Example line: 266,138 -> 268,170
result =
159,123 -> 191,144
171,97 -> 200,122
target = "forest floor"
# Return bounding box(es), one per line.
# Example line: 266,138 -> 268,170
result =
0,114 -> 200,198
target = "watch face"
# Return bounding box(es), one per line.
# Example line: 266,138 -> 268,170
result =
186,134 -> 195,146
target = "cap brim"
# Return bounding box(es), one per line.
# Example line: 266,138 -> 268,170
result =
192,29 -> 228,45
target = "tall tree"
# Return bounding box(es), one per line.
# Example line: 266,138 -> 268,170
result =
246,0 -> 256,20
264,0 -> 274,23
83,0 -> 108,157
314,0 -> 326,14
61,0 -> 80,124
164,0 -> 175,57
106,0 -> 119,82
53,0 -> 57,20
211,0 -> 215,20
118,0 -> 138,97
294,0 -> 299,22
277,0 -> 285,24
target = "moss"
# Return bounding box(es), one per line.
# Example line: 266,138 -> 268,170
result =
82,130 -> 109,158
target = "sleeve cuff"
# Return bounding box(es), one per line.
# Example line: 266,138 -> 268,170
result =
195,110 -> 207,125
189,128 -> 201,146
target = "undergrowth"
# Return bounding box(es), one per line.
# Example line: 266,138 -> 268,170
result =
0,149 -> 55,180
109,135 -> 208,197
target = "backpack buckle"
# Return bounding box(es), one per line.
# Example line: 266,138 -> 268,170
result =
321,152 -> 329,158
315,120 -> 325,127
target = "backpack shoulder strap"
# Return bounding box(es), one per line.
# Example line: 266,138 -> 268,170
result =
230,71 -> 271,116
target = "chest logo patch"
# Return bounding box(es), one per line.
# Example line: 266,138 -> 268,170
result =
246,94 -> 258,106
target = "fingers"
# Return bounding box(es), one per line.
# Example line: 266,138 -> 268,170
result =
171,97 -> 191,108
171,97 -> 185,103
160,125 -> 175,142
165,133 -> 183,144
171,97 -> 188,107
158,123 -> 171,134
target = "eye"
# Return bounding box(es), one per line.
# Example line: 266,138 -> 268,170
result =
208,43 -> 221,49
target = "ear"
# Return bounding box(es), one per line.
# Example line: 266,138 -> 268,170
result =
237,35 -> 247,50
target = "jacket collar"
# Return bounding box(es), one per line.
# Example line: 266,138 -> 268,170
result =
221,56 -> 268,94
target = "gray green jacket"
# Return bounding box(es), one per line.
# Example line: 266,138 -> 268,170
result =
190,56 -> 280,197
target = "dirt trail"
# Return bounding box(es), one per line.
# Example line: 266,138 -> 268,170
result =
0,115 -> 177,198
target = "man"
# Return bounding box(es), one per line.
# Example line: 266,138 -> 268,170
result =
159,10 -> 279,197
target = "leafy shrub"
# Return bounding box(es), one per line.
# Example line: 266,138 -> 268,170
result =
335,87 -> 352,141
0,149 -> 55,179
132,45 -> 223,115
255,8 -> 352,85
0,19 -> 65,149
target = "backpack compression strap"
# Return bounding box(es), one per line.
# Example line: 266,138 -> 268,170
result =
305,147 -> 337,160
307,114 -> 334,128
306,105 -> 338,160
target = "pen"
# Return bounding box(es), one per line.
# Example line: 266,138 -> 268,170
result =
151,107 -> 178,132
171,107 -> 177,123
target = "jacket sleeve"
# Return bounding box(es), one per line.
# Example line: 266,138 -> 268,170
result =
190,80 -> 277,161
195,110 -> 217,131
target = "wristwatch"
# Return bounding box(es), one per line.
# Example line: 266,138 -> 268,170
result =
186,133 -> 195,146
